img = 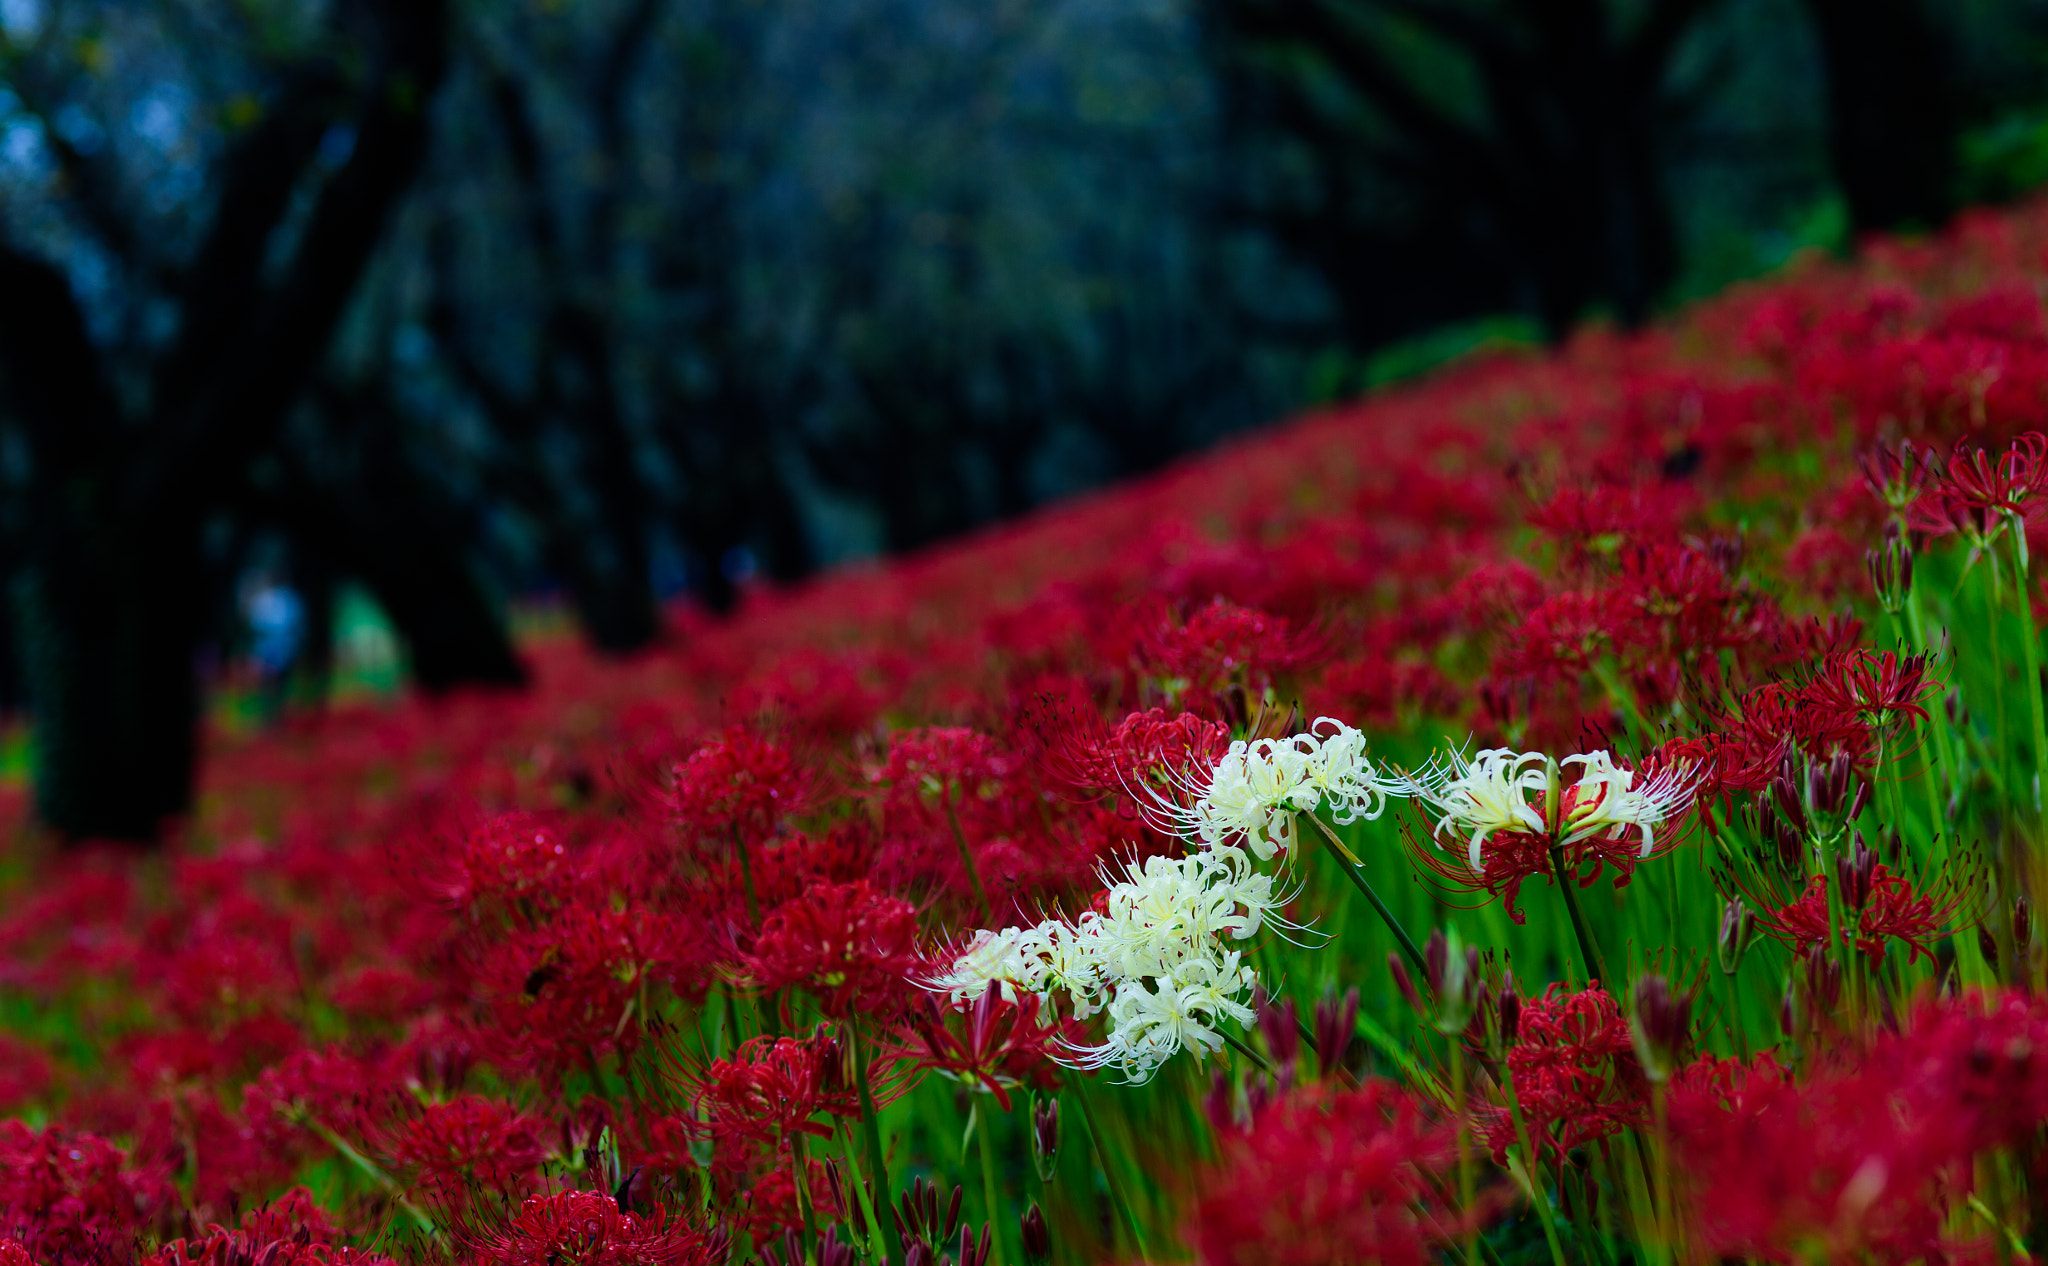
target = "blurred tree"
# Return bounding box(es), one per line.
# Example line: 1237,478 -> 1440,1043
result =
1800,0 -> 1956,233
1210,0 -> 1719,340
0,0 -> 466,839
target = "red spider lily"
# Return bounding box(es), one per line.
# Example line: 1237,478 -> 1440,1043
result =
426,813 -> 584,929
1858,438 -> 1938,516
463,1189 -> 727,1266
0,1121 -> 174,1266
683,1033 -> 855,1168
471,901 -> 707,1083
667,727 -> 810,853
1914,431 -> 2048,553
1027,702 -> 1230,801
1190,1080 -> 1482,1266
1137,597 -> 1319,712
1800,649 -> 1937,735
1668,993 -> 2048,1261
144,1188 -> 377,1266
1484,983 -> 1646,1166
887,990 -> 1081,1111
1760,868 -> 1968,966
387,1094 -> 548,1209
741,881 -> 922,1019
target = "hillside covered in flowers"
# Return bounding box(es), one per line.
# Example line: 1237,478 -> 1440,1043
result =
8,201 -> 2048,1264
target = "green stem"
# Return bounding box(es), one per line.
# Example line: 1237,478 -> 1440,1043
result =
835,1115 -> 890,1262
1547,842 -> 1608,986
736,832 -> 761,927
1066,1071 -> 1149,1263
1980,554 -> 2014,796
973,1100 -> 1008,1266
1304,813 -> 1426,973
304,1116 -> 441,1244
853,1026 -> 905,1266
1501,1064 -> 1569,1266
943,788 -> 997,925
1217,1027 -> 1273,1074
2009,525 -> 2048,820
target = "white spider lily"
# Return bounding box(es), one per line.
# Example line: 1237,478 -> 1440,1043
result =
923,843 -> 1280,1081
1404,747 -> 1549,873
1150,718 -> 1394,859
1560,750 -> 1696,858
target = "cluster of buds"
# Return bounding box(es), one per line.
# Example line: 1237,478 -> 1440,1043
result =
893,1178 -> 990,1266
1866,524 -> 1916,613
1029,1094 -> 1059,1182
1387,928 -> 1484,1039
1764,748 -> 1870,862
1718,897 -> 1755,975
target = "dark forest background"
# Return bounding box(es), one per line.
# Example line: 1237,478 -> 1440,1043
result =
2,0 -> 2047,839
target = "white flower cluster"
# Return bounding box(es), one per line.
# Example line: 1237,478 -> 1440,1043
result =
1151,718 -> 1391,860
1400,746 -> 1695,872
926,845 -> 1286,1082
928,713 -> 1698,1081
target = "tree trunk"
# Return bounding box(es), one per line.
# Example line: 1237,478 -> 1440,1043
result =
1802,0 -> 1957,233
14,500 -> 201,838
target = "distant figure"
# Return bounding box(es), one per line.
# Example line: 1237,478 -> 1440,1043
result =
244,577 -> 305,720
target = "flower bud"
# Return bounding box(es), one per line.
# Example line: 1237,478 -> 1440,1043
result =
1497,983 -> 1520,1044
1836,831 -> 1877,910
1629,975 -> 1692,1083
1981,924 -> 2001,969
1388,952 -> 1421,1014
1031,1094 -> 1060,1180
1866,531 -> 1914,614
1803,945 -> 1842,1011
1717,897 -> 1754,975
1844,777 -> 1872,824
1257,994 -> 1300,1072
1422,928 -> 1479,1036
1021,1204 -> 1051,1264
1314,986 -> 1358,1080
2017,896 -> 2033,951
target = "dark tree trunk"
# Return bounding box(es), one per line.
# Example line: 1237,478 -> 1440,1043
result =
0,0 -> 453,841
1802,0 -> 1957,233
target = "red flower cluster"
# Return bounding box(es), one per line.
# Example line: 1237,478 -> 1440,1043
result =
1486,983 -> 1645,1164
1190,1080 -> 1475,1266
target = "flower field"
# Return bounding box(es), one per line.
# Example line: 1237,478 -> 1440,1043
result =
12,201 -> 2048,1265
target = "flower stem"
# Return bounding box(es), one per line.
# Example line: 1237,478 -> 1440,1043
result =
2009,525 -> 2048,819
835,1115 -> 891,1261
853,1025 -> 905,1266
1217,1026 -> 1272,1074
973,1100 -> 1007,1266
303,1115 -> 442,1245
1501,1065 -> 1568,1266
1303,813 -> 1426,974
1066,1070 -> 1149,1263
943,788 -> 997,925
1546,842 -> 1607,986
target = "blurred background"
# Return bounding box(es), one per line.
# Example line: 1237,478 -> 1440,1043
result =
1,0 -> 2047,838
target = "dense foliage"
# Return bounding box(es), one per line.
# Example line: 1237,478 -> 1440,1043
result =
13,198 -> 2048,1263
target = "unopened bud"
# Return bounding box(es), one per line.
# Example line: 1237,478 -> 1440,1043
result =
1388,952 -> 1421,1014
1981,924 -> 2001,969
1717,897 -> 1755,975
1837,832 -> 1877,910
2017,897 -> 2033,951
1845,777 -> 1872,824
1629,975 -> 1693,1082
1866,531 -> 1914,614
1497,984 -> 1520,1043
1030,1094 -> 1060,1180
1423,928 -> 1479,1036
1257,995 -> 1300,1071
1314,986 -> 1358,1080
1021,1204 -> 1051,1263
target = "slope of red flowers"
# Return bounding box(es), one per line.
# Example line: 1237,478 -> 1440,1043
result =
6,201 -> 2048,1260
